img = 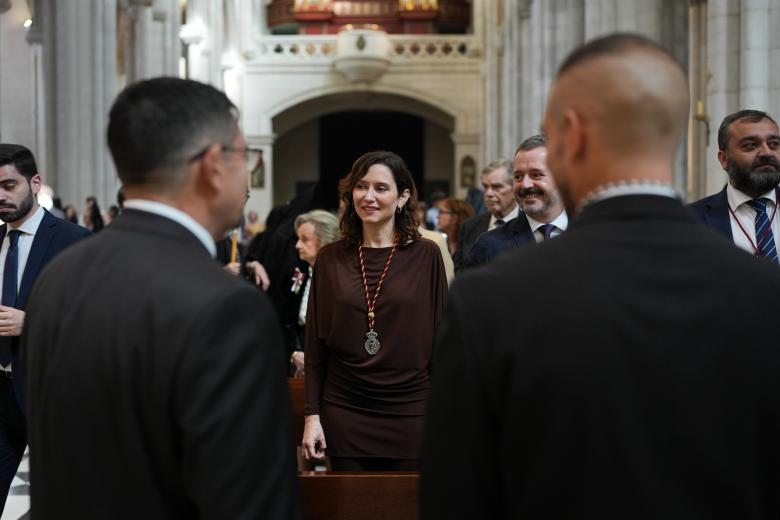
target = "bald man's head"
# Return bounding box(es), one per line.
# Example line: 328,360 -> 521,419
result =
542,33 -> 690,212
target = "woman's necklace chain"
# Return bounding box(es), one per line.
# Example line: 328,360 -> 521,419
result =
358,241 -> 398,356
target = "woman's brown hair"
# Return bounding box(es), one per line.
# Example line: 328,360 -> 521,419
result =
441,198 -> 475,246
338,151 -> 421,246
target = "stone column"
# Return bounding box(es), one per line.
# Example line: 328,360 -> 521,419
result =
40,0 -> 118,213
705,0 -> 741,196
739,0 -> 769,109
184,0 -> 224,87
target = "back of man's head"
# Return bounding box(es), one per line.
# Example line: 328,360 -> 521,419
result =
717,109 -> 779,151
550,33 -> 689,158
107,77 -> 238,190
0,144 -> 38,181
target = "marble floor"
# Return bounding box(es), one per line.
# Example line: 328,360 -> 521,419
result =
2,452 -> 29,520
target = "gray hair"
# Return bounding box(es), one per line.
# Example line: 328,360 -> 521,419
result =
481,159 -> 513,183
515,134 -> 547,156
294,210 -> 340,246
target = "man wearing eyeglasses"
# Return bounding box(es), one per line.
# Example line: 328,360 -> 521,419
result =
21,78 -> 299,519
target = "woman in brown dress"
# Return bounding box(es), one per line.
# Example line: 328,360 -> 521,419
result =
302,151 -> 448,471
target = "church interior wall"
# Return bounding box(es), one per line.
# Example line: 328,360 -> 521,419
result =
272,118 -> 319,207
0,1 -> 36,156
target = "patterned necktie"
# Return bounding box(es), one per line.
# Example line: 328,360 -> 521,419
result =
538,223 -> 556,241
0,230 -> 21,365
746,198 -> 778,263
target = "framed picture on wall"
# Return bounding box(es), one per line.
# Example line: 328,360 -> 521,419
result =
460,155 -> 476,189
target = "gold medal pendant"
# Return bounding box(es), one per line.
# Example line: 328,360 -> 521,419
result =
364,330 -> 380,355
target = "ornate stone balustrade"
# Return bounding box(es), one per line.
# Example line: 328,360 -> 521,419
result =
252,34 -> 478,63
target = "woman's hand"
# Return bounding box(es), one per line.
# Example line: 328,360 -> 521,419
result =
245,261 -> 270,291
302,415 -> 327,460
292,351 -> 305,378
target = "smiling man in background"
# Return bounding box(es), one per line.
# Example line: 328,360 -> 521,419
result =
463,134 -> 567,268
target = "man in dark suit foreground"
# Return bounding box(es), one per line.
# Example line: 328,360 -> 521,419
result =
688,110 -> 779,262
422,34 -> 780,519
463,134 -> 567,268
0,145 -> 89,513
22,78 -> 299,518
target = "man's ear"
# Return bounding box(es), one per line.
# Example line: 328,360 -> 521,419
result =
196,144 -> 224,192
30,175 -> 42,195
717,149 -> 728,171
562,108 -> 586,166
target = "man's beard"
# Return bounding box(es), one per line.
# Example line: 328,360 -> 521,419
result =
727,155 -> 780,198
517,187 -> 558,219
0,188 -> 34,223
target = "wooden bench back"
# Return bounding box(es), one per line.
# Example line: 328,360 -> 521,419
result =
299,471 -> 420,520
288,378 -> 305,444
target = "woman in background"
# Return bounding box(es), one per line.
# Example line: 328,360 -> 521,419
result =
435,197 -> 474,256
288,209 -> 339,377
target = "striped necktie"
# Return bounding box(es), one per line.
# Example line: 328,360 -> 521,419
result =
746,198 -> 778,263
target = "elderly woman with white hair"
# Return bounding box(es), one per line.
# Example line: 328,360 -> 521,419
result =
288,209 -> 340,377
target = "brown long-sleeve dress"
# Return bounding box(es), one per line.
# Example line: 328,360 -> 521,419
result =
304,237 -> 448,459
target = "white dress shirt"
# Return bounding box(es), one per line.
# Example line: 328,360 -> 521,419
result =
488,205 -> 520,231
123,199 -> 217,257
0,205 -> 46,294
526,211 -> 569,243
726,183 -> 779,256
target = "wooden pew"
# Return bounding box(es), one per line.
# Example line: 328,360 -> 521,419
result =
288,377 -> 305,444
299,471 -> 419,520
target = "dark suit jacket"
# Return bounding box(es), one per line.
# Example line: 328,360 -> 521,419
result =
2,209 -> 90,404
0,209 -> 90,313
21,209 -> 299,519
453,212 -> 491,271
422,195 -> 780,519
460,214 -> 536,269
687,186 -> 780,241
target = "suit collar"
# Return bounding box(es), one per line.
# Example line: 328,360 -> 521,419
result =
17,209 -> 58,309
701,187 -> 733,239
111,209 -> 215,257
574,194 -> 690,228
504,214 -> 535,247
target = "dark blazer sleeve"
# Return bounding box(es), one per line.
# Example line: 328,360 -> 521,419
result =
422,282 -> 500,519
175,286 -> 299,519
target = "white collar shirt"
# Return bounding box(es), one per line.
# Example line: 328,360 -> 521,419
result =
123,199 -> 217,258
0,205 -> 46,294
488,205 -> 520,231
726,183 -> 779,256
525,211 -> 569,243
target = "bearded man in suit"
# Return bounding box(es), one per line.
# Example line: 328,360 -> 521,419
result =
688,110 -> 780,262
463,134 -> 567,268
22,78 -> 299,519
422,33 -> 780,519
0,144 -> 89,514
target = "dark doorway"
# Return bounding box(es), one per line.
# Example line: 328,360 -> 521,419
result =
318,112 -> 424,210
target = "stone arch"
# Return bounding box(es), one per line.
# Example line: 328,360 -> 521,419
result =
269,88 -> 460,207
